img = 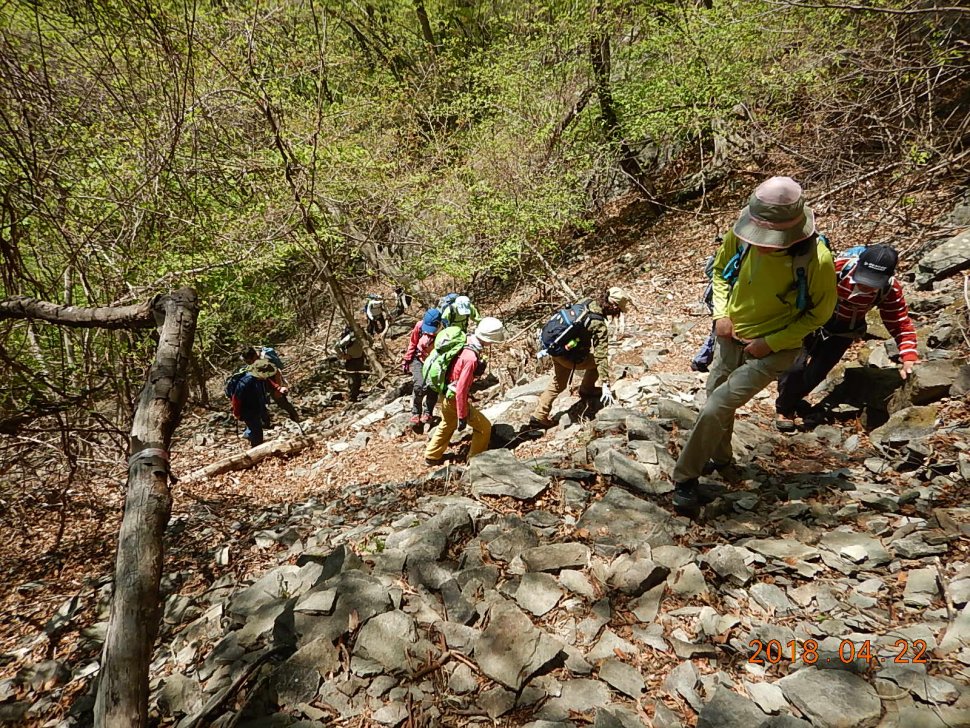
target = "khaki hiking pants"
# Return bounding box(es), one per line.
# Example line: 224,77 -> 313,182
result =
425,397 -> 491,462
672,337 -> 799,482
533,354 -> 599,421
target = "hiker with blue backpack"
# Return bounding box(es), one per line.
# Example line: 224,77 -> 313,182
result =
240,346 -> 301,423
672,176 -> 837,519
402,308 -> 443,431
529,287 -> 633,429
228,360 -> 279,447
424,317 -> 507,465
774,243 -> 918,431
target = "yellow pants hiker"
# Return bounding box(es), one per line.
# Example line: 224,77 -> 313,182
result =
425,397 -> 491,462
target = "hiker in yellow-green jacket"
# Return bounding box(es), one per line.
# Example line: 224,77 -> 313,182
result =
672,176 -> 837,519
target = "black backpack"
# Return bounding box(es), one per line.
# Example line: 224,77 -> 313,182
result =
539,300 -> 605,363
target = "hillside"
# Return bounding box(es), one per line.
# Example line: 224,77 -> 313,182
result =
1,176 -> 968,726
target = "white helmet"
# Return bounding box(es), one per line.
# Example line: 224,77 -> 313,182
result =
475,316 -> 506,344
454,295 -> 472,316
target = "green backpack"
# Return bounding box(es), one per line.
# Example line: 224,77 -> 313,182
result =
422,326 -> 467,394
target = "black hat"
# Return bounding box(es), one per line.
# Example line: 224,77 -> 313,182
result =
854,244 -> 897,288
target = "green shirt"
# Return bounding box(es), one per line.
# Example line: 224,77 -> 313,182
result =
711,230 -> 837,352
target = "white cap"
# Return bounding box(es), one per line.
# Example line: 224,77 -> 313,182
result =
455,295 -> 472,316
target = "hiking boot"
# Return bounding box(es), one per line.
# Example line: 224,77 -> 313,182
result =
528,416 -> 556,430
672,479 -> 721,519
425,457 -> 445,466
673,479 -> 702,519
774,413 -> 797,433
702,459 -> 745,484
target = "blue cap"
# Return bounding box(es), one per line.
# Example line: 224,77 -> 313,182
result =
421,308 -> 442,335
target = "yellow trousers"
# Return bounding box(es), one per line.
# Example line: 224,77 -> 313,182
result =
425,397 -> 491,461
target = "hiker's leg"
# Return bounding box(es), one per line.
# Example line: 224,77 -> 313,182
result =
424,390 -> 438,417
426,398 -> 458,461
674,343 -> 795,481
273,393 -> 301,422
776,342 -> 812,415
576,354 -> 599,397
532,359 -> 572,421
347,357 -> 364,401
467,405 -> 492,458
242,415 -> 263,447
409,359 -> 425,414
799,335 -> 853,398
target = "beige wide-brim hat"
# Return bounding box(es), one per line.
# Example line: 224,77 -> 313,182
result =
733,176 -> 816,249
607,287 -> 636,312
249,360 -> 277,380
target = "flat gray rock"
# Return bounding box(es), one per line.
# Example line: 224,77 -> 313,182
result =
665,660 -> 703,712
916,228 -> 970,288
746,539 -> 819,562
630,583 -> 665,623
939,605 -> 970,655
515,573 -> 564,617
230,563 -> 324,618
598,658 -> 645,698
778,669 -> 881,728
749,583 -> 792,614
535,678 -> 610,721
586,629 -> 637,661
744,680 -> 788,714
903,568 -> 939,607
576,487 -> 676,551
819,531 -> 891,567
697,686 -> 767,728
158,673 -> 203,717
473,600 -> 564,690
596,450 -> 672,495
668,564 -> 708,597
704,544 -> 753,584
607,554 -> 669,596
559,569 -> 596,600
465,450 -> 551,500
521,543 -> 591,573
486,523 -> 540,563
870,405 -> 937,446
353,610 -> 417,674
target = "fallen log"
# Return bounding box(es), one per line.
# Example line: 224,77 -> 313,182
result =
181,434 -> 324,482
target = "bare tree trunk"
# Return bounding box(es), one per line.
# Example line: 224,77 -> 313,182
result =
414,0 -> 439,53
589,0 -> 660,213
0,288 -> 200,728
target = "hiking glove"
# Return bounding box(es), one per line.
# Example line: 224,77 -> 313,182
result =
401,359 -> 411,374
600,384 -> 615,406
457,418 -> 467,431
536,350 -> 549,360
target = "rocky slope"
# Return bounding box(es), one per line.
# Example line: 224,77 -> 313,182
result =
2,200 -> 969,728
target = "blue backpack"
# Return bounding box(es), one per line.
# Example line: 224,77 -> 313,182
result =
259,346 -> 284,370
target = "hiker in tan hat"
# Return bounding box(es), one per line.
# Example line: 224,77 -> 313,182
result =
530,287 -> 633,429
671,176 -> 837,518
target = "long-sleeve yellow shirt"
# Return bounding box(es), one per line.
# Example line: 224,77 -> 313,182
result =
711,230 -> 837,352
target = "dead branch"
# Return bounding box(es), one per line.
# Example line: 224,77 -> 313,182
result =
181,433 -> 325,482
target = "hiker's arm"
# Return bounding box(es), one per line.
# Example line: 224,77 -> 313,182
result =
589,318 -> 611,384
878,282 -> 919,363
710,232 -> 737,320
470,304 -> 481,325
764,251 -> 837,352
452,359 -> 475,419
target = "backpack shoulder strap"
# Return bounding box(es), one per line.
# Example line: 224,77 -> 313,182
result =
721,240 -> 750,284
791,237 -> 827,311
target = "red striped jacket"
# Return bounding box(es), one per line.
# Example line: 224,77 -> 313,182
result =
828,257 -> 918,361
